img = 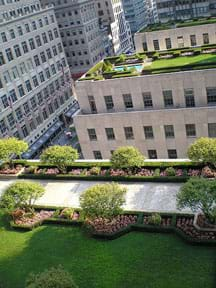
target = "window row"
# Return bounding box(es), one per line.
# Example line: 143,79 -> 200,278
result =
87,123 -> 216,142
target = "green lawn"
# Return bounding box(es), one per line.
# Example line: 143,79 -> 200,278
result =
150,54 -> 216,70
0,211 -> 215,288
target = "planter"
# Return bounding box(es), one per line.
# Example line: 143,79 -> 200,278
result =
193,213 -> 216,232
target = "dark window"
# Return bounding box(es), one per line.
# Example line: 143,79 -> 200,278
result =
143,92 -> 153,108
35,35 -> 42,47
42,32 -> 48,44
14,45 -> 21,57
143,42 -> 148,51
184,89 -> 195,107
148,150 -> 157,159
5,48 -> 13,62
163,90 -> 173,107
153,39 -> 160,50
9,89 -> 17,102
1,95 -> 9,108
164,125 -> 175,138
105,128 -> 115,140
25,80 -> 32,92
0,52 -> 5,66
21,41 -> 28,53
190,35 -> 196,46
93,150 -> 102,159
15,107 -> 23,120
34,55 -> 40,66
124,126 -> 134,140
123,93 -> 133,109
144,126 -> 154,139
32,76 -> 39,87
207,87 -> 216,104
88,95 -> 97,113
104,95 -> 114,110
21,125 -> 29,137
40,51 -> 46,63
0,119 -> 7,134
23,102 -> 30,115
88,128 -> 97,141
7,113 -> 15,127
18,84 -> 25,97
168,149 -> 177,159
185,124 -> 196,137
165,38 -> 172,49
203,33 -> 209,45
208,123 -> 216,137
29,38 -> 35,50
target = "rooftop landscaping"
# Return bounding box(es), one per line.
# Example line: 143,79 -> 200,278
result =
139,17 -> 216,33
78,44 -> 216,81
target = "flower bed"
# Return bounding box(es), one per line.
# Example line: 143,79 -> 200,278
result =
0,164 -> 23,175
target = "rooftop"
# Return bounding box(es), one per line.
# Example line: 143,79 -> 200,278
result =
138,17 -> 216,33
78,45 -> 216,82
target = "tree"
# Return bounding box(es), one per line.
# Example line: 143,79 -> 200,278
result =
25,266 -> 78,288
187,137 -> 216,167
0,137 -> 28,166
110,146 -> 145,169
0,181 -> 45,211
40,145 -> 78,173
80,183 -> 126,219
177,178 -> 216,224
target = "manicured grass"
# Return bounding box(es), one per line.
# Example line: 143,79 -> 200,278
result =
0,211 -> 215,288
150,54 -> 216,70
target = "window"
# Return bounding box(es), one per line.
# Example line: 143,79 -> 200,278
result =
148,150 -> 157,159
0,52 -> 5,66
9,89 -> 17,102
15,107 -> 23,120
40,51 -> 46,63
7,113 -> 15,127
5,48 -> 13,62
88,95 -> 97,113
163,90 -> 173,107
143,92 -> 153,108
32,21 -> 37,30
9,29 -> 15,39
51,64 -> 56,75
21,41 -> 28,53
32,75 -> 39,87
48,103 -> 54,114
25,23 -> 30,32
30,96 -> 37,109
184,89 -> 195,107
52,46 -> 57,56
153,39 -> 160,50
48,30 -> 53,41
123,93 -> 133,109
45,68 -> 51,79
0,119 -> 7,134
168,149 -> 177,159
25,80 -> 32,92
206,87 -> 216,104
23,102 -> 30,115
143,42 -> 148,51
177,36 -> 184,48
104,95 -> 114,111
42,108 -> 48,120
36,114 -> 42,125
14,45 -> 21,57
164,125 -> 175,138
29,38 -> 35,50
18,84 -> 25,97
1,95 -> 9,109
21,125 -> 28,137
124,127 -> 134,140
42,32 -> 48,44
208,123 -> 216,137
165,38 -> 171,49
185,124 -> 196,137
17,26 -> 23,36
19,62 -> 27,74
144,126 -> 154,139
46,48 -> 52,59
93,150 -> 102,159
29,119 -> 36,131
203,33 -> 209,45
190,35 -> 196,46
33,55 -> 40,67
39,72 -> 45,82
11,66 -> 19,79
88,128 -> 97,141
35,35 -> 42,47
1,32 -> 7,42
54,28 -> 59,38
105,128 -> 115,140
37,92 -> 43,104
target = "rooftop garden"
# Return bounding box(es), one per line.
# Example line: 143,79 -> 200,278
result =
139,17 -> 216,33
78,44 -> 216,81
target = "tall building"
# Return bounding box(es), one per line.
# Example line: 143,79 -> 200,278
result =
150,0 -> 216,23
96,0 -> 134,55
40,0 -> 106,79
0,0 -> 75,158
122,0 -> 148,35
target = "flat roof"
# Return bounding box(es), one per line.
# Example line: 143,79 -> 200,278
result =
138,17 -> 216,33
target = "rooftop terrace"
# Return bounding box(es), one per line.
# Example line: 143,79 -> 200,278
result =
78,44 -> 216,82
139,17 -> 216,33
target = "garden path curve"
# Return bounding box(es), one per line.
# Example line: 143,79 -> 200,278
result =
0,179 -> 192,213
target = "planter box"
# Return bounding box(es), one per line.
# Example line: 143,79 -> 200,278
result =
193,213 -> 216,232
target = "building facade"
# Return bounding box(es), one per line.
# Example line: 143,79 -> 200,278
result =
41,0 -> 106,79
0,0 -> 75,158
96,0 -> 134,55
150,0 -> 216,23
122,0 -> 148,35
74,67 -> 216,159
135,22 -> 216,52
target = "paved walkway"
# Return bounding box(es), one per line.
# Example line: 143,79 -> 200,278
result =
0,179 -> 191,213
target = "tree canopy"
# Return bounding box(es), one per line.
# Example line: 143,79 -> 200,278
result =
40,145 -> 78,173
0,181 -> 45,211
110,146 -> 145,169
177,178 -> 216,223
0,137 -> 28,162
187,137 -> 216,167
80,183 -> 126,219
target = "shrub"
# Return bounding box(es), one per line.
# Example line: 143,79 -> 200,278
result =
111,146 -> 145,169
0,181 -> 45,211
148,213 -> 162,225
25,265 -> 78,288
154,168 -> 160,176
53,209 -> 60,218
165,167 -> 176,176
60,208 -> 74,219
89,166 -> 101,175
80,183 -> 126,219
177,178 -> 216,224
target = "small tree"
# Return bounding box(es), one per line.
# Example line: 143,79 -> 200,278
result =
177,178 -> 216,224
187,137 -> 216,167
40,145 -> 78,173
25,266 -> 78,288
0,181 -> 45,211
80,183 -> 126,219
111,146 -> 145,169
0,137 -> 28,166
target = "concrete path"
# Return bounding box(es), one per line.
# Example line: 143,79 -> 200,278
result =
0,179 -> 191,213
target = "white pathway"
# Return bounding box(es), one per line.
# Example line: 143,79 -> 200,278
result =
0,179 -> 191,213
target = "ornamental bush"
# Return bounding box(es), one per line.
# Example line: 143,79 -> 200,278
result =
148,213 -> 162,225
25,265 -> 78,288
80,183 -> 126,219
187,137 -> 216,167
110,146 -> 145,169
